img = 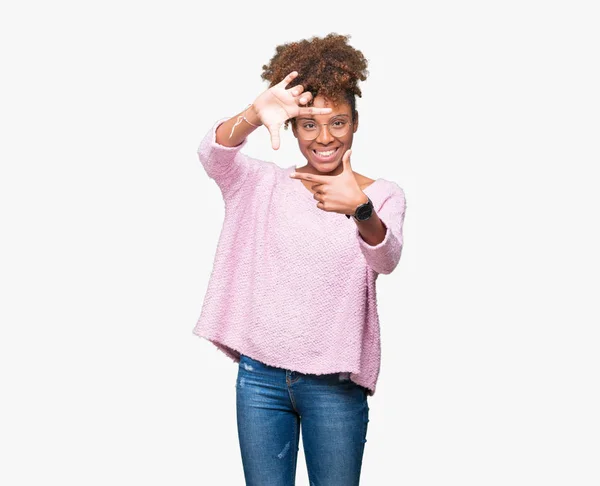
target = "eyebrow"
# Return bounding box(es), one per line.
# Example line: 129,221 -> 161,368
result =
296,114 -> 351,121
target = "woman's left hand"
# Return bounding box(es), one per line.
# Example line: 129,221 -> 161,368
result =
289,149 -> 368,216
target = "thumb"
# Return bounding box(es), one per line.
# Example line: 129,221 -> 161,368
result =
342,149 -> 353,171
268,123 -> 281,150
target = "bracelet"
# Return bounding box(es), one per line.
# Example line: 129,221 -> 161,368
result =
229,104 -> 260,138
243,104 -> 260,127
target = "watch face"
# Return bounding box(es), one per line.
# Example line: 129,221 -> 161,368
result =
356,199 -> 373,221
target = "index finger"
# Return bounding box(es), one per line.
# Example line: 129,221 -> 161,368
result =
289,171 -> 329,184
297,107 -> 333,116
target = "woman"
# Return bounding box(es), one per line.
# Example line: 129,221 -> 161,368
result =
193,33 -> 407,485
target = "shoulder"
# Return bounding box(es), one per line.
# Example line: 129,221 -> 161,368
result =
371,179 -> 406,214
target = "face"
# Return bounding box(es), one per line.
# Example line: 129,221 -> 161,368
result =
291,95 -> 359,176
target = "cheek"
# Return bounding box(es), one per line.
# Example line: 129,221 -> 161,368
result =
299,143 -> 311,155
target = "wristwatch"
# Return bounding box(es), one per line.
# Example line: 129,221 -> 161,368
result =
346,196 -> 374,221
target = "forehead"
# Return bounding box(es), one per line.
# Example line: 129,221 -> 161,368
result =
296,96 -> 352,120
296,112 -> 351,121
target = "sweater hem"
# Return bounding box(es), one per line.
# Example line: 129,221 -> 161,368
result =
192,328 -> 375,396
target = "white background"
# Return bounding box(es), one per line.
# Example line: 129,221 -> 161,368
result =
1,0 -> 598,485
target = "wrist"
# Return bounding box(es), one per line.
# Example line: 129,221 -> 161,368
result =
346,192 -> 371,219
350,192 -> 369,213
245,104 -> 263,127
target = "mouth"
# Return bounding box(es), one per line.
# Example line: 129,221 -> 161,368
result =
311,147 -> 340,162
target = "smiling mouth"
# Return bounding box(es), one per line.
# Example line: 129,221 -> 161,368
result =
312,147 -> 340,161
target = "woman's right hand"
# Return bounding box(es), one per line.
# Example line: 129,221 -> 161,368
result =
251,71 -> 332,150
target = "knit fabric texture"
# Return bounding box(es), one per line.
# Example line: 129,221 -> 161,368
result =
192,118 -> 407,396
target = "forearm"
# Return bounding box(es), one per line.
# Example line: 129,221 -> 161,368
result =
355,210 -> 387,246
354,187 -> 406,275
215,104 -> 263,147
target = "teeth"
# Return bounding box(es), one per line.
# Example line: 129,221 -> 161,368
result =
315,149 -> 337,156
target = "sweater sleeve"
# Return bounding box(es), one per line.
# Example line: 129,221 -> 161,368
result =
197,117 -> 263,200
356,183 -> 407,275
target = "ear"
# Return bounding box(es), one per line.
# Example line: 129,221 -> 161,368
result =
291,119 -> 299,139
353,110 -> 359,133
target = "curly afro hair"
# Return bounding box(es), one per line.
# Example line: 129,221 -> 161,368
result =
261,33 -> 369,130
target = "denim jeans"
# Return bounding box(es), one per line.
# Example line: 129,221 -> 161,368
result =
236,354 -> 370,486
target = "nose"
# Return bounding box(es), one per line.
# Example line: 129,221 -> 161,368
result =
315,123 -> 334,144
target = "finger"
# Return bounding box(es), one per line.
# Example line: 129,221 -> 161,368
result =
298,91 -> 313,105
268,123 -> 281,150
297,107 -> 333,116
289,171 -> 328,184
289,84 -> 305,97
342,149 -> 353,171
279,71 -> 298,88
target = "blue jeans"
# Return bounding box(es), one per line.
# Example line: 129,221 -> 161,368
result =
236,354 -> 370,486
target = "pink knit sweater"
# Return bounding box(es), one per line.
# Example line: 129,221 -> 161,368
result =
192,118 -> 407,396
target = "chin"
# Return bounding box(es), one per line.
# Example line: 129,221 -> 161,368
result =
311,162 -> 340,174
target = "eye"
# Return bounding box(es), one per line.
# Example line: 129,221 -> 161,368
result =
303,122 -> 316,129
